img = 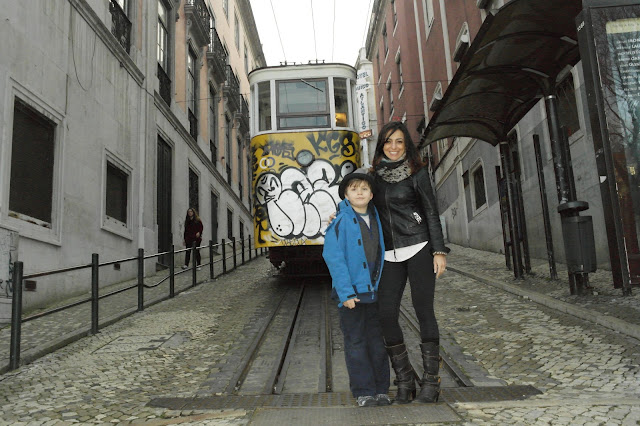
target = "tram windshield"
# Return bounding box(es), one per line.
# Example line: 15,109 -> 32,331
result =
277,79 -> 330,129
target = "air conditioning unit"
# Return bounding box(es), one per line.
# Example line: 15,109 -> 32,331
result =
453,23 -> 470,62
429,83 -> 443,112
476,0 -> 490,9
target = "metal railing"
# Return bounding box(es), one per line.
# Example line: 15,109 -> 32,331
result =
109,0 -> 131,53
157,64 -> 171,106
8,237 -> 266,371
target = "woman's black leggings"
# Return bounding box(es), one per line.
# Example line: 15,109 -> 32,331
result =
377,244 -> 438,346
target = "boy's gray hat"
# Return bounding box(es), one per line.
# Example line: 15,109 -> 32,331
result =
338,167 -> 375,199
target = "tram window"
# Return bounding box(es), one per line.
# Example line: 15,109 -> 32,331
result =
277,79 -> 330,129
334,78 -> 348,127
258,81 -> 271,131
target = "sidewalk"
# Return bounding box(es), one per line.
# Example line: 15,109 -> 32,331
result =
0,248 -> 259,374
446,243 -> 640,341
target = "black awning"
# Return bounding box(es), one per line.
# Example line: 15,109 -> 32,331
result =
420,0 -> 584,147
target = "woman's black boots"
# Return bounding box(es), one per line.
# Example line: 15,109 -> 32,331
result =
416,341 -> 442,403
385,343 -> 417,404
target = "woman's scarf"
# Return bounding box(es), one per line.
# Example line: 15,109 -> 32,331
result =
375,157 -> 412,183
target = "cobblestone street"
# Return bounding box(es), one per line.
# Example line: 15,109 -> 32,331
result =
0,245 -> 639,425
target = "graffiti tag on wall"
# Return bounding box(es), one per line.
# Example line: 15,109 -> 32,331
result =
251,131 -> 361,247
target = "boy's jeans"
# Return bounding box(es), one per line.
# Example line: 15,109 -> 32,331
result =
338,302 -> 390,398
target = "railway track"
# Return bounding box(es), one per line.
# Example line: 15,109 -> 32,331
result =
222,277 -> 472,397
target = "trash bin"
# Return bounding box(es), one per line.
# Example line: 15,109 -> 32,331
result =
561,215 -> 597,274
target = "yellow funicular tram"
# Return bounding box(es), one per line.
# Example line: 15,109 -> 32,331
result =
249,63 -> 361,276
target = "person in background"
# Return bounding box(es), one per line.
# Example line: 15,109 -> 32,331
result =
182,207 -> 203,270
371,121 -> 449,404
323,169 -> 390,407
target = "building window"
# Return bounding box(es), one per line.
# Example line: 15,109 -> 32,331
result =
225,115 -> 232,183
227,208 -> 233,239
106,162 -> 128,224
244,45 -> 249,75
470,162 -> 487,213
209,84 -> 218,163
189,167 -> 199,212
392,0 -> 398,28
334,78 -> 349,127
277,79 -> 329,129
157,0 -> 169,70
557,73 -> 580,138
157,0 -> 171,105
386,76 -> 394,114
223,0 -> 228,19
396,52 -> 404,94
425,0 -> 434,29
376,53 -> 381,82
382,24 -> 388,57
258,81 -> 272,131
9,99 -> 56,226
237,137 -> 243,198
211,192 -> 219,244
109,0 -> 131,53
234,14 -> 240,48
239,220 -> 245,241
187,46 -> 198,139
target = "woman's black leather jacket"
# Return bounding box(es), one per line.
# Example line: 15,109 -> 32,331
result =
373,166 -> 449,255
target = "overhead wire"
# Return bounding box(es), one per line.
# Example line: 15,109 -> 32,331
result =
269,0 -> 287,63
331,0 -> 336,62
360,0 -> 374,48
310,0 -> 318,61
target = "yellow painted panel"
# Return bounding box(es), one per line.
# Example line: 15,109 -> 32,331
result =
251,130 -> 361,247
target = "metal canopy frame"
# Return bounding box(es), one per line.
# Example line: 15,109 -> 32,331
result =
420,0 -> 584,148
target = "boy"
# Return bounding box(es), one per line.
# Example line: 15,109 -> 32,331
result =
323,168 -> 390,407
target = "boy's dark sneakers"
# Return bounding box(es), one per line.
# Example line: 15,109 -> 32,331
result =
356,396 -> 377,407
375,394 -> 392,406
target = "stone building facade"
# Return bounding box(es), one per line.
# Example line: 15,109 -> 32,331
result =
0,0 -> 264,309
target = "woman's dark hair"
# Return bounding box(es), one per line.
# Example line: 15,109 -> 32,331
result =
372,121 -> 424,173
185,207 -> 201,223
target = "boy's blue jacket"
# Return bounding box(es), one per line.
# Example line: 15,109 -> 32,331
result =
322,199 -> 385,307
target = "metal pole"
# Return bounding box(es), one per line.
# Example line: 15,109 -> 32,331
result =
91,253 -> 99,335
544,94 -> 571,205
137,248 -> 144,311
495,166 -> 512,270
9,261 -> 23,371
533,135 -> 558,280
499,142 -> 524,279
191,242 -> 197,287
222,238 -> 227,273
513,175 -> 531,274
169,244 -> 175,298
209,240 -> 214,279
249,238 -> 252,260
232,237 -> 237,270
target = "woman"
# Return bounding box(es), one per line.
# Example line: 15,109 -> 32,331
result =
183,208 -> 203,270
372,121 -> 448,404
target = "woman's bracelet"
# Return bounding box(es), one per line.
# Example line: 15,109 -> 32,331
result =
432,251 -> 448,256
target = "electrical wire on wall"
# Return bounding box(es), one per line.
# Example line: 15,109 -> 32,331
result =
70,8 -> 97,91
310,0 -> 318,61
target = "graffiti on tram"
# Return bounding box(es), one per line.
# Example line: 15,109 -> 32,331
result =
251,130 -> 360,247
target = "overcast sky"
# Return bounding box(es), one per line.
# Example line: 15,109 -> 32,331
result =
249,0 -> 373,67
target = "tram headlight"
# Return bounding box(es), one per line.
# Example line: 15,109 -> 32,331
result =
296,150 -> 315,167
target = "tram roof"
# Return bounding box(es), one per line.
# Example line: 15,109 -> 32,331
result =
248,62 -> 357,84
419,0 -> 583,148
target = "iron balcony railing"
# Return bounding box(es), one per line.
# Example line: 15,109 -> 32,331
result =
184,0 -> 211,47
206,28 -> 227,84
238,96 -> 249,135
157,64 -> 171,106
224,65 -> 240,113
188,109 -> 198,140
109,0 -> 131,53
7,238 -> 265,372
